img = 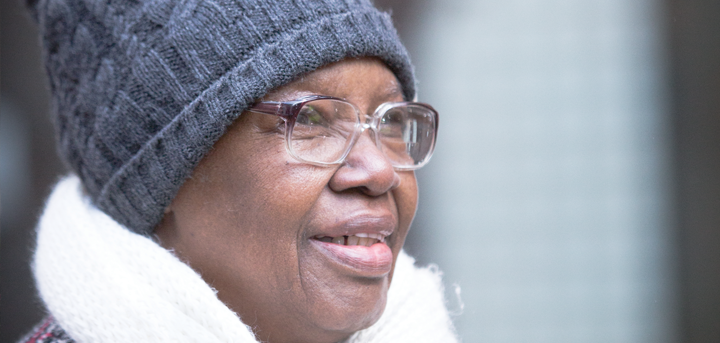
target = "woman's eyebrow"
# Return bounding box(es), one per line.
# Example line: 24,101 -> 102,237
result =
379,82 -> 404,100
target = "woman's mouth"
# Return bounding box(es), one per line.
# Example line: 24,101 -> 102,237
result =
309,233 -> 393,277
313,233 -> 385,246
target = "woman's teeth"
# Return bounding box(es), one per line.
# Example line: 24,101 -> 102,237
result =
315,233 -> 385,247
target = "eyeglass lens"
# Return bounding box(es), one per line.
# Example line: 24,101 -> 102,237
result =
289,99 -> 436,168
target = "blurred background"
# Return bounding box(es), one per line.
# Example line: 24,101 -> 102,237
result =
1,0 -> 718,341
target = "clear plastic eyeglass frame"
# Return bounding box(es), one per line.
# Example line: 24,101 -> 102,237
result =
248,95 -> 439,170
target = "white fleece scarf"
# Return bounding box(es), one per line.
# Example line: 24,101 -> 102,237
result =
33,176 -> 458,342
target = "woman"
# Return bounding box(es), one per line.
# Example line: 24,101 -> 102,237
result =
23,0 -> 457,342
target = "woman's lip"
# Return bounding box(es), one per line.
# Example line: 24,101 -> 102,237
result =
309,239 -> 393,277
310,214 -> 396,238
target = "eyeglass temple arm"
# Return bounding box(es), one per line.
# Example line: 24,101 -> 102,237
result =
248,102 -> 294,118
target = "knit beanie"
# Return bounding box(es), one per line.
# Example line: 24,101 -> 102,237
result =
30,0 -> 416,235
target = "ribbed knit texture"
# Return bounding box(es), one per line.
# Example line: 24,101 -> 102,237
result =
32,176 -> 458,342
31,0 -> 416,235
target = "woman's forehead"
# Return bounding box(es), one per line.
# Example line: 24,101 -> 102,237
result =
263,58 -> 404,103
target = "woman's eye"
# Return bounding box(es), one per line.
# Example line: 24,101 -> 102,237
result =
297,106 -> 328,126
381,111 -> 403,125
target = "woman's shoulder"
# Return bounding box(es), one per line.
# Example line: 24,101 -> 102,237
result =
18,316 -> 75,343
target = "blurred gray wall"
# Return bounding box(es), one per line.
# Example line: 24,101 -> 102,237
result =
397,0 -> 676,341
377,0 -> 718,342
667,0 -> 720,341
1,0 -> 67,341
1,0 -> 718,342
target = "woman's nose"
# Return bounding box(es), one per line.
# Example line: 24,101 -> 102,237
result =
328,133 -> 401,196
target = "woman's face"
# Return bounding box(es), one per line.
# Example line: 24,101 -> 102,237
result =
155,58 -> 418,343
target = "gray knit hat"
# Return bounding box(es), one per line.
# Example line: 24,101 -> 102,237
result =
31,0 -> 416,235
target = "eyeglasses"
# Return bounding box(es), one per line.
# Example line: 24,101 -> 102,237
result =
248,95 -> 438,170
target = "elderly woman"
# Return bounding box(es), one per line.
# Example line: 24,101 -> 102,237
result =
22,0 -> 457,342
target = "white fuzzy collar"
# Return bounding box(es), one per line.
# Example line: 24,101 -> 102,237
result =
33,176 -> 458,342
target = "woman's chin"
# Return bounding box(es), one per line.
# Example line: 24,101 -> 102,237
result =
250,281 -> 388,343
315,287 -> 388,333
301,263 -> 390,334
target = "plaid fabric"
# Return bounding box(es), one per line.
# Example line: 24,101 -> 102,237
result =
18,317 -> 74,343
